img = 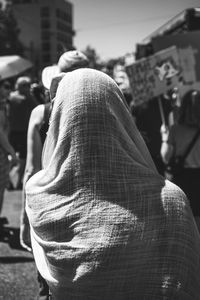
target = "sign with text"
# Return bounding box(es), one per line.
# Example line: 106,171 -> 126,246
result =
125,46 -> 196,106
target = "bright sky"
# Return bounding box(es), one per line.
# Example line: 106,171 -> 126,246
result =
70,0 -> 200,60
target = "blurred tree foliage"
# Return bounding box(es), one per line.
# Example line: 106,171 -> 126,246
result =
0,0 -> 24,55
82,44 -> 125,78
82,45 -> 102,70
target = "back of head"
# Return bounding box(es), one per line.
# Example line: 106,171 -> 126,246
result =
58,50 -> 89,72
179,90 -> 200,127
31,83 -> 46,104
41,50 -> 89,89
15,76 -> 31,89
15,76 -> 31,95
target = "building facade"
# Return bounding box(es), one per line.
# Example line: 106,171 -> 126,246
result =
135,7 -> 200,60
11,0 -> 75,72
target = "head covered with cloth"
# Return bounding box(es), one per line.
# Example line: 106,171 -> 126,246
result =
25,69 -> 200,299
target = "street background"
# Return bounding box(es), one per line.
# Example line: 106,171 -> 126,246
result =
0,190 -> 39,300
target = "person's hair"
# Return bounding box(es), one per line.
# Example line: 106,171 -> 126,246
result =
178,90 -> 200,127
31,83 -> 45,104
58,50 -> 89,72
15,76 -> 31,90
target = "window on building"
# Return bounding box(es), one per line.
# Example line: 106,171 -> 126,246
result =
42,42 -> 50,52
42,54 -> 51,64
20,0 -> 32,3
56,8 -> 60,18
41,7 -> 50,18
56,8 -> 72,23
57,21 -> 72,33
41,31 -> 50,41
41,20 -> 50,29
56,21 -> 61,31
68,14 -> 72,23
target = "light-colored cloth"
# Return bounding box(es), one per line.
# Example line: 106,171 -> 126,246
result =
26,69 -> 200,300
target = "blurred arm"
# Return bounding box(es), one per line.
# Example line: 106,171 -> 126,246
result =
21,104 -> 45,251
0,110 -> 17,161
160,142 -> 174,164
160,124 -> 174,164
24,104 -> 45,184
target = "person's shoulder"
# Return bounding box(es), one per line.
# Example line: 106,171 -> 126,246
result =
29,104 -> 45,125
31,104 -> 45,117
161,179 -> 189,215
161,179 -> 199,239
162,178 -> 185,194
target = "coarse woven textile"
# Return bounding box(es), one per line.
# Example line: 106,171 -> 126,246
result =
26,69 -> 200,300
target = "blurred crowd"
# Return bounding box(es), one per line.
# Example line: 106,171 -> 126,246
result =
0,76 -> 49,192
1,51 -> 200,217
1,49 -> 200,299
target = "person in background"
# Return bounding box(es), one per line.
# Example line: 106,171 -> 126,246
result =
21,50 -> 89,300
161,89 -> 200,229
113,63 -> 133,108
0,79 -> 17,222
132,96 -> 172,176
41,50 -> 89,90
9,76 -> 38,189
166,86 -> 181,127
26,69 -> 200,299
30,83 -> 47,104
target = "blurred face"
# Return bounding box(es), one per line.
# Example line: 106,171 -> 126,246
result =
19,82 -> 31,95
0,81 -> 11,100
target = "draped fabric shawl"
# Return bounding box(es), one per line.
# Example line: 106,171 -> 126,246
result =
26,69 -> 200,300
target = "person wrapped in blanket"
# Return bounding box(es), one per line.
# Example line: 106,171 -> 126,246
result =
25,69 -> 200,300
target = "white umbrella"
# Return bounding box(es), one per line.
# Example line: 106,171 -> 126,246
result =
0,55 -> 33,80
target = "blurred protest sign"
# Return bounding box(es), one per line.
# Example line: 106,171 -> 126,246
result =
125,46 -> 197,106
152,30 -> 200,95
152,31 -> 200,80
